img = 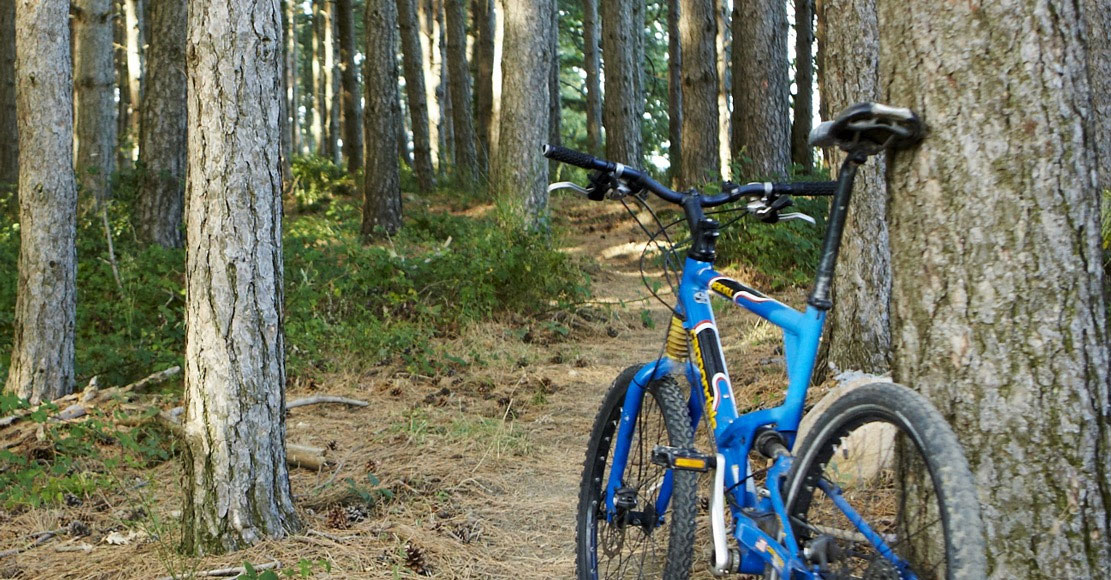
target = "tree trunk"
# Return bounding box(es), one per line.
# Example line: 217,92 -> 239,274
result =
817,0 -> 890,375
547,0 -> 561,176
286,0 -> 301,156
324,0 -> 340,164
74,0 -> 118,202
493,0 -> 551,228
398,0 -> 436,191
715,0 -> 730,180
730,0 -> 789,178
182,0 -> 301,554
123,0 -> 144,163
601,0 -> 644,166
489,0 -> 504,162
667,0 -> 682,185
279,0 -> 292,187
7,0 -> 78,404
473,0 -> 495,171
878,1 -> 1111,575
363,0 -> 403,236
437,0 -> 454,170
583,0 -> 602,157
790,0 -> 814,169
678,0 -> 720,187
0,0 -> 17,187
396,82 -> 412,167
419,0 -> 442,171
445,0 -> 478,184
337,0 -> 363,171
310,0 -> 324,154
136,0 -> 186,248
114,0 -> 131,171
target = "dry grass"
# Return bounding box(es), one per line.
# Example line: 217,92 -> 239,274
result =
0,196 -> 811,579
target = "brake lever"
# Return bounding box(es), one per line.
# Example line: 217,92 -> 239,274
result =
779,212 -> 816,225
547,181 -> 592,197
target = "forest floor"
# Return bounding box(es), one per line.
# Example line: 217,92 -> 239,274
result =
0,195 -> 808,579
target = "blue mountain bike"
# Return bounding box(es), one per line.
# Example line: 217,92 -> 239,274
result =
545,103 -> 986,579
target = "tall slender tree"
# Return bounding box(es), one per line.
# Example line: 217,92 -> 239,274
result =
364,0 -> 403,236
136,0 -> 187,248
310,0 -> 325,153
547,0 -> 561,173
398,0 -> 437,191
182,0 -> 301,554
280,0 -> 293,185
790,0 -> 814,169
436,0 -> 455,170
715,0 -> 730,179
74,0 -> 118,201
678,0 -> 720,186
667,0 -> 682,184
583,0 -> 602,156
494,0 -> 552,227
123,0 -> 145,162
601,0 -> 644,166
445,0 -> 479,183
114,0 -> 132,170
730,0 -> 789,178
337,0 -> 364,171
473,0 -> 495,170
7,0 -> 78,404
0,0 -> 16,187
286,0 -> 301,156
878,1 -> 1111,575
419,0 -> 443,170
324,0 -> 340,164
817,0 -> 890,375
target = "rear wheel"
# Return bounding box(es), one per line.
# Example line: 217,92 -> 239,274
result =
781,382 -> 985,579
576,366 -> 698,579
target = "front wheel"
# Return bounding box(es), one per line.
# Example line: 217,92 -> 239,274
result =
575,366 -> 698,579
781,382 -> 986,579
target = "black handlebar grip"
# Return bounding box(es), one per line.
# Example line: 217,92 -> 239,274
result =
787,181 -> 838,197
542,144 -> 611,171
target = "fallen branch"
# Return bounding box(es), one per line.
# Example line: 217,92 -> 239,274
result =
0,529 -> 61,558
286,443 -> 331,471
0,366 -> 181,428
286,395 -> 369,410
154,559 -> 280,580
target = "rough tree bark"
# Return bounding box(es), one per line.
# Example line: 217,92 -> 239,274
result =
279,0 -> 292,186
730,0 -> 789,178
817,0 -> 890,375
7,0 -> 78,404
878,1 -> 1111,576
1083,0 -> 1110,192
473,0 -> 495,171
182,0 -> 302,554
678,0 -> 720,187
337,0 -> 363,171
445,0 -> 479,184
436,0 -> 455,170
0,0 -> 16,187
74,0 -> 118,201
790,0 -> 814,169
363,0 -> 403,236
583,0 -> 602,156
136,0 -> 187,248
493,0 -> 552,228
399,0 -> 437,191
667,0 -> 682,184
601,0 -> 644,166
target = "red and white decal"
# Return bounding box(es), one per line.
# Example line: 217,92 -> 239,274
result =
711,373 -> 728,410
692,320 -> 716,335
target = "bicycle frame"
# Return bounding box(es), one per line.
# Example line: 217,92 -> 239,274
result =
600,152 -> 916,578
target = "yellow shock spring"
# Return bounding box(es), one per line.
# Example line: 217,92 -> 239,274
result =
665,315 -> 688,360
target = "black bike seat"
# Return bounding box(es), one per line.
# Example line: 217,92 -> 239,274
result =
809,102 -> 924,154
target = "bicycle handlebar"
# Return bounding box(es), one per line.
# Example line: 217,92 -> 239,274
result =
542,144 -> 836,205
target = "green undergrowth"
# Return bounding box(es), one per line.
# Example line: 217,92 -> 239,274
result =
0,157 -> 591,387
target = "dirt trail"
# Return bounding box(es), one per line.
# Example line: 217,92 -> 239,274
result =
0,196 -> 783,579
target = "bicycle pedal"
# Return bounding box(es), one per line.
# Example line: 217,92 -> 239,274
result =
651,445 -> 715,472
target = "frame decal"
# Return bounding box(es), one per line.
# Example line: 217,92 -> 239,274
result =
709,276 -> 772,304
690,322 -> 729,429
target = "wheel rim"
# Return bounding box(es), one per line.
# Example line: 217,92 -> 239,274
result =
786,413 -> 950,580
586,389 -> 675,578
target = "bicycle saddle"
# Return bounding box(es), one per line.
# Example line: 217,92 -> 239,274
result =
809,102 -> 924,154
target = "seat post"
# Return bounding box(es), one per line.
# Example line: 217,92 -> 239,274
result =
808,150 -> 869,310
